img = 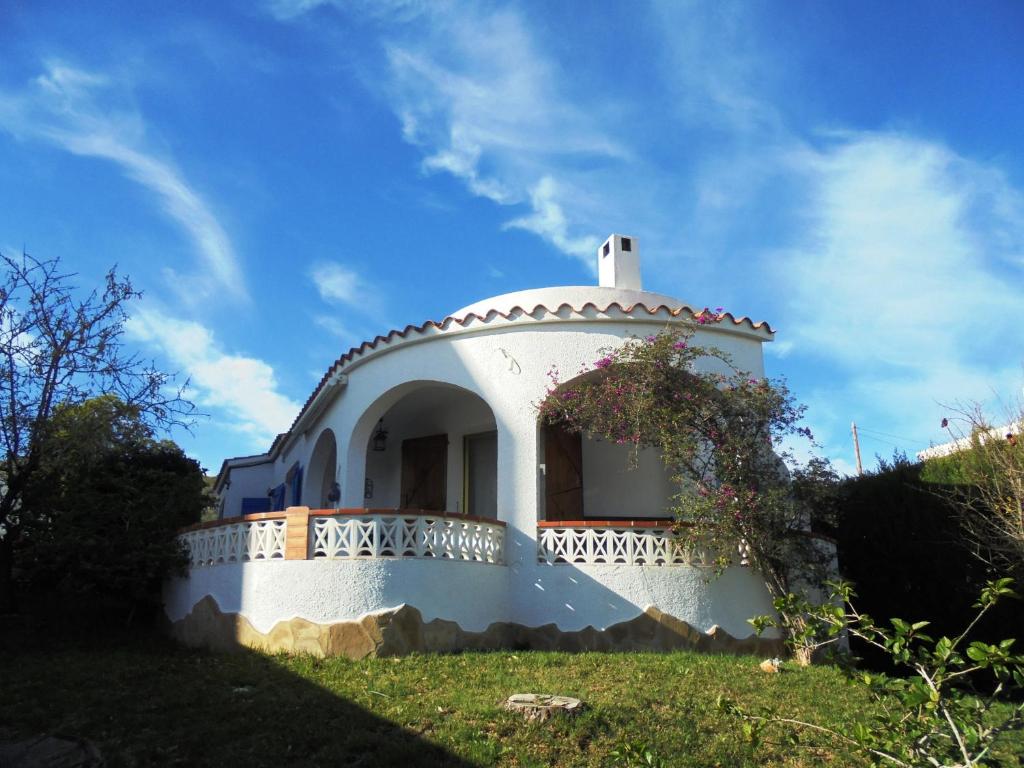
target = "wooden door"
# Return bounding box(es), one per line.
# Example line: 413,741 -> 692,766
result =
401,434 -> 448,510
544,423 -> 583,521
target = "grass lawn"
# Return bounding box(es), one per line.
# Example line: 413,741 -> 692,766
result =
2,635 -> 1021,767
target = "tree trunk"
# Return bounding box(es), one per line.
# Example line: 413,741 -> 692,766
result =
0,534 -> 15,614
793,646 -> 813,667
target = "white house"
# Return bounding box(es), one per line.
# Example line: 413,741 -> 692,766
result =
165,235 -> 788,658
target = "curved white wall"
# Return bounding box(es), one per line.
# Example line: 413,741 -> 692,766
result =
522,562 -> 775,637
166,559 -> 510,633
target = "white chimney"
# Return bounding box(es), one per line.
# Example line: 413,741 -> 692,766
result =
597,234 -> 641,290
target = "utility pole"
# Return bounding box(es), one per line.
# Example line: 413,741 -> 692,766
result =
851,421 -> 863,476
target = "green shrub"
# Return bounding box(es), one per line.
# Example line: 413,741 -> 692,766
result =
16,396 -> 206,623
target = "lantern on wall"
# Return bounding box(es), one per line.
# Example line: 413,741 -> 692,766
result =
371,419 -> 388,452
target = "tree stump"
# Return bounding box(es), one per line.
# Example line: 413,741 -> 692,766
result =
503,694 -> 584,722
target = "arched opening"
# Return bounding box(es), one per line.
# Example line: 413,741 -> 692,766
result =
540,372 -> 677,523
360,383 -> 498,517
307,428 -> 339,509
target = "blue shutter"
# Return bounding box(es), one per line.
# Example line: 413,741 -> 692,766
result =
271,483 -> 286,511
241,497 -> 271,515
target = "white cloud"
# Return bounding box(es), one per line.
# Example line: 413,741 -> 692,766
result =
651,0 -> 784,138
266,0 -> 431,22
765,340 -> 794,358
127,308 -> 300,446
272,5 -> 625,266
308,261 -> 365,305
786,134 -> 1024,366
780,132 -> 1024,463
379,11 -> 628,266
503,177 -> 600,266
307,263 -> 394,347
313,314 -> 350,339
0,61 -> 246,303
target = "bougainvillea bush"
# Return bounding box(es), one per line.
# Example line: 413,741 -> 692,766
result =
537,319 -> 838,662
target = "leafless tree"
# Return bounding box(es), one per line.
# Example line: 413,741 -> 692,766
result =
0,251 -> 194,612
934,403 -> 1024,576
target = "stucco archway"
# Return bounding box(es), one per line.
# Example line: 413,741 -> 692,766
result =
306,428 -> 338,509
347,381 -> 498,517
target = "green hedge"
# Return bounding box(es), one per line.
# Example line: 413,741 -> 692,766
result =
835,459 -> 1023,673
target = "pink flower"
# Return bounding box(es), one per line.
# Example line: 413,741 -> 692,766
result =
594,356 -> 614,369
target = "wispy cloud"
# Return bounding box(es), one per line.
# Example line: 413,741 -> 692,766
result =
0,61 -> 246,303
503,176 -> 600,263
275,4 -> 627,267
779,132 -> 1024,460
127,308 -> 300,447
380,9 -> 628,265
307,262 -> 389,350
785,133 -> 1024,367
308,261 -> 365,305
651,0 -> 785,138
266,0 -> 431,22
313,314 -> 351,339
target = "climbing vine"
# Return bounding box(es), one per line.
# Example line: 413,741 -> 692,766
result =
538,319 -> 837,661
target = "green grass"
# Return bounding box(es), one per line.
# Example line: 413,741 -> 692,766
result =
1,636 -> 1020,767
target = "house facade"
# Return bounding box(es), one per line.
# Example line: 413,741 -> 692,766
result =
165,235 -> 787,658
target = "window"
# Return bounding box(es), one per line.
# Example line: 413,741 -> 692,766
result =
463,431 -> 497,518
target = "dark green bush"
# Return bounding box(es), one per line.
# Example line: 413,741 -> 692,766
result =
15,396 -> 206,625
835,457 -> 1024,674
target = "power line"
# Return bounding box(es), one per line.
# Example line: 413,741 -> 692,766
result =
855,425 -> 924,445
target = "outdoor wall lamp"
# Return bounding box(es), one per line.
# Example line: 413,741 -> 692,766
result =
371,419 -> 388,452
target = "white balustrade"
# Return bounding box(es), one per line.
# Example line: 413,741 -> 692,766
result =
181,519 -> 287,567
537,525 -> 709,566
312,514 -> 505,564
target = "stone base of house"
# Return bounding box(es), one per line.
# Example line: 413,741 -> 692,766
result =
170,595 -> 785,659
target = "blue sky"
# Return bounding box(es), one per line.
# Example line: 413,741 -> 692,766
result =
1,0 -> 1022,475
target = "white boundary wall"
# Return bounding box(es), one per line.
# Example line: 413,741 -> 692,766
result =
164,557 -> 773,639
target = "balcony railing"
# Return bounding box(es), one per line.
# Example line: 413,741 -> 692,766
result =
536,521 -> 835,567
312,512 -> 504,563
537,520 -> 706,566
181,514 -> 287,567
179,508 -> 505,567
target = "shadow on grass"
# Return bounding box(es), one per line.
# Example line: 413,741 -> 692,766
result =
0,614 -> 480,768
